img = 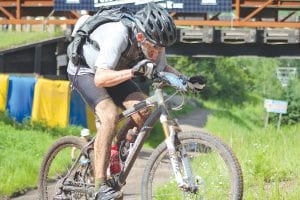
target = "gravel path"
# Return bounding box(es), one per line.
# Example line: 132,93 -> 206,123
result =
10,108 -> 209,200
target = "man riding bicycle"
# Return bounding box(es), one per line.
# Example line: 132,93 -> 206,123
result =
67,3 -> 206,200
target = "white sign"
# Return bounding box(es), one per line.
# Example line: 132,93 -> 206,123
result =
264,99 -> 288,114
66,0 -> 80,3
94,0 -> 163,7
201,0 -> 217,5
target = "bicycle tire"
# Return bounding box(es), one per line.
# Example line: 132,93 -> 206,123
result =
38,136 -> 94,200
141,131 -> 243,200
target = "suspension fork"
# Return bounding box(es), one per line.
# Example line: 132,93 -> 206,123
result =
162,113 -> 196,190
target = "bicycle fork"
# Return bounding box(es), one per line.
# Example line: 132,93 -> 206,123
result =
161,114 -> 199,193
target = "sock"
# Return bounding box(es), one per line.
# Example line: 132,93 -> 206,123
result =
95,178 -> 106,191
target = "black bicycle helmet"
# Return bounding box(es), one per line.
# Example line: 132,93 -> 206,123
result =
134,3 -> 177,47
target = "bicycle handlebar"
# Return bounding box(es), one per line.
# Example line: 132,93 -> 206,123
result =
152,71 -> 190,92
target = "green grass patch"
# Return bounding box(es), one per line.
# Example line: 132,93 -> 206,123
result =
150,101 -> 300,199
0,31 -> 63,50
203,102 -> 300,199
0,112 -> 82,197
0,122 -> 56,197
1,99 -> 300,199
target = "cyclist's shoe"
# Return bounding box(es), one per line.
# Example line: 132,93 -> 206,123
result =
95,183 -> 122,200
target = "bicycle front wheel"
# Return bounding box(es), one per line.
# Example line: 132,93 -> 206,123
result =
141,131 -> 243,200
38,136 -> 95,200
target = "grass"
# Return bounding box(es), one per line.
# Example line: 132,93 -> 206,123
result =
0,122 -> 56,197
203,102 -> 300,199
0,112 -> 82,197
151,101 -> 300,199
0,100 -> 299,199
0,31 -> 63,50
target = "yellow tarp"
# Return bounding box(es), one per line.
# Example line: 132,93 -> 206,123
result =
0,74 -> 9,112
86,106 -> 125,134
86,105 -> 96,132
31,78 -> 70,127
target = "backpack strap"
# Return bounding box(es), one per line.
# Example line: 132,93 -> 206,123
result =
69,6 -> 134,66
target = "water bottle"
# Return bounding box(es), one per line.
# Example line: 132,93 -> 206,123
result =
109,145 -> 121,175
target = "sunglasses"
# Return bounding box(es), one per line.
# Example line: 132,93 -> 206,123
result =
140,39 -> 164,52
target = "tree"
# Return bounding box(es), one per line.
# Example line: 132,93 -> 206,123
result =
282,78 -> 300,124
168,56 -> 254,105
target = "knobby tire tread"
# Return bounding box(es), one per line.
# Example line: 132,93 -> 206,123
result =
38,136 -> 88,200
141,131 -> 243,200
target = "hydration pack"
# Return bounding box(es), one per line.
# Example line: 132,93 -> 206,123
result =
69,6 -> 135,65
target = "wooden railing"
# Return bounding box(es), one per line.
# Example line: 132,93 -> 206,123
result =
0,0 -> 300,28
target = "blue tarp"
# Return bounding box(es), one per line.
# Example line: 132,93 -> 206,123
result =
69,90 -> 87,127
6,76 -> 36,122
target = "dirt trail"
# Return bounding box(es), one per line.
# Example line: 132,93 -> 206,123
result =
10,108 -> 209,200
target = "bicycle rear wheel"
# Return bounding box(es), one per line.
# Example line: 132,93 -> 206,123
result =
141,131 -> 243,200
38,136 -> 95,200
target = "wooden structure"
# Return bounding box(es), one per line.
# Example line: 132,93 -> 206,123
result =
0,0 -> 300,28
0,0 -> 78,24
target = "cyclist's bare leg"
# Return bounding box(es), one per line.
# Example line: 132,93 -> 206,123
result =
94,98 -> 119,187
123,92 -> 151,129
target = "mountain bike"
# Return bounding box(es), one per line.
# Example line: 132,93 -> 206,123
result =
38,72 -> 243,200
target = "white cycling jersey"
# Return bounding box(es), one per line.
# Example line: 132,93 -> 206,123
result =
67,16 -> 167,76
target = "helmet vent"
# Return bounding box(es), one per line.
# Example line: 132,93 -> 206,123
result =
167,23 -> 171,31
151,11 -> 156,19
157,21 -> 162,30
163,33 -> 168,43
134,3 -> 177,47
148,21 -> 154,30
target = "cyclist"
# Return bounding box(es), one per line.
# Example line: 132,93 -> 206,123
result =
67,3 -> 206,200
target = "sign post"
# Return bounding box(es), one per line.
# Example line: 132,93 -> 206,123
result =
264,99 -> 288,130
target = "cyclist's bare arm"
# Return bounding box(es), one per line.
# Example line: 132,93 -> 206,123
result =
94,68 -> 134,87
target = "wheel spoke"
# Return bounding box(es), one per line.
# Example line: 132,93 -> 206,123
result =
142,132 -> 243,200
38,137 -> 95,200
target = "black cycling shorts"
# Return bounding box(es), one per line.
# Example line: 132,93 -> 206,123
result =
68,73 -> 142,110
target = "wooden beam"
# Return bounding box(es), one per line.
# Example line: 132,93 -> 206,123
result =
69,11 -> 80,19
16,0 -> 21,19
0,6 -> 15,19
280,11 -> 296,22
0,19 -> 77,24
1,18 -> 300,28
235,0 -> 240,20
0,2 -> 17,7
238,0 -> 300,8
243,0 -> 273,22
0,0 -> 53,7
22,1 -> 54,7
174,19 -> 300,28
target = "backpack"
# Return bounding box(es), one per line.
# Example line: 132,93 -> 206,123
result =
69,6 -> 135,65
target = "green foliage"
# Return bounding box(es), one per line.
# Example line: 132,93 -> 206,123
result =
246,58 -> 284,99
282,78 -> 300,125
168,56 -> 300,123
168,56 -> 255,105
143,122 -> 164,149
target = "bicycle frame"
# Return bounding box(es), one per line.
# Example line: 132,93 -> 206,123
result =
65,81 -> 196,194
114,87 -> 194,190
